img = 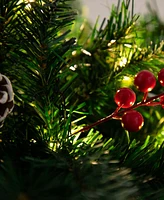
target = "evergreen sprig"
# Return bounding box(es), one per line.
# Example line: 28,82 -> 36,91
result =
0,0 -> 77,144
0,0 -> 164,199
69,0 -> 164,140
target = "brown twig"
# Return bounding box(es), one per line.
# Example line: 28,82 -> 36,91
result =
71,92 -> 164,135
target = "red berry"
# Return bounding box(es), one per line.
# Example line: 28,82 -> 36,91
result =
114,88 -> 136,108
158,68 -> 164,86
134,70 -> 156,93
121,110 -> 144,132
159,96 -> 164,108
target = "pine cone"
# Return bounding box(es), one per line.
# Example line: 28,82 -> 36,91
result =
0,74 -> 14,122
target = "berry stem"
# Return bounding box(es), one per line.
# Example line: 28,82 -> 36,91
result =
142,92 -> 148,102
71,92 -> 164,135
73,112 -> 116,134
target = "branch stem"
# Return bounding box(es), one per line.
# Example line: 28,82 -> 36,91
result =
71,92 -> 164,135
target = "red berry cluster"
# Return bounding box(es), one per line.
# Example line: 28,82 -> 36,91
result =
114,69 -> 164,132
72,69 -> 164,135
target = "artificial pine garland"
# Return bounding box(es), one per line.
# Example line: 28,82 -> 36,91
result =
0,0 -> 164,199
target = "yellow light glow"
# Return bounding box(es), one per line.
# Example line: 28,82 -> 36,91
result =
123,76 -> 131,81
119,57 -> 127,67
161,130 -> 164,135
20,0 -> 36,9
25,0 -> 35,2
72,50 -> 77,56
108,39 -> 116,47
124,44 -> 132,48
121,76 -> 133,87
91,161 -> 99,165
69,65 -> 77,71
81,49 -> 91,56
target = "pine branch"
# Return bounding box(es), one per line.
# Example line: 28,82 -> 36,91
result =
0,0 -> 77,144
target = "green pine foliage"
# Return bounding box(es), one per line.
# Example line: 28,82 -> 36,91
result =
69,0 -> 164,140
0,0 -> 77,144
0,0 -> 164,199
